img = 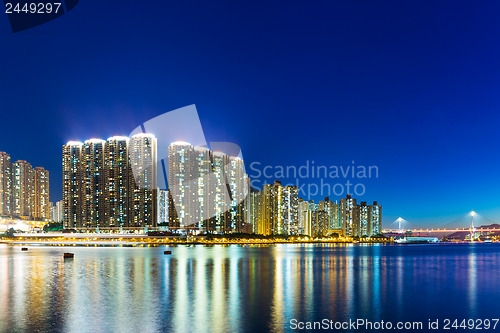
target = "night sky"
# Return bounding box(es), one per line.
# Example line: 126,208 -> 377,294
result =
1,0 -> 500,227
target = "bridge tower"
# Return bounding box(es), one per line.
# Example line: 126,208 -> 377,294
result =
470,210 -> 476,241
397,217 -> 403,234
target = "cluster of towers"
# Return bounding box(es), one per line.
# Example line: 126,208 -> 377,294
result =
62,135 -> 252,233
61,134 -> 382,236
0,152 -> 50,220
166,142 -> 251,233
250,181 -> 300,235
303,195 -> 382,237
250,181 -> 381,237
62,134 -> 157,229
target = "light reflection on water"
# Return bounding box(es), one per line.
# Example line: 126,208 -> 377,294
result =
1,243 -> 500,333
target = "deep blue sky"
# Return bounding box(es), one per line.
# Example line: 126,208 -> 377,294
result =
1,0 -> 500,227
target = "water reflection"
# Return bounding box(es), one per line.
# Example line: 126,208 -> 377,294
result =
1,244 -> 500,333
468,245 -> 477,318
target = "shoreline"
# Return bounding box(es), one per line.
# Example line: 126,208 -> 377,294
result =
1,234 -> 495,247
0,236 -> 393,246
1,238 -> 496,247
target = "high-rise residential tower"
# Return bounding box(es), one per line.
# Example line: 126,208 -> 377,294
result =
157,189 -> 169,225
281,185 -> 299,235
368,201 -> 382,236
33,167 -> 50,219
168,141 -> 195,230
194,146 -> 213,231
0,152 -> 12,216
11,160 -> 33,217
253,189 -> 271,235
358,201 -> 369,237
81,139 -> 106,228
51,200 -> 63,223
263,181 -> 283,234
312,209 -> 329,237
340,194 -> 358,237
104,136 -> 130,227
63,141 -> 83,228
250,187 -> 263,234
227,156 -> 250,233
298,199 -> 309,236
211,151 -> 232,233
129,133 -> 157,228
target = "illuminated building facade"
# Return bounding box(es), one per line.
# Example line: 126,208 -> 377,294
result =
157,189 -> 169,225
298,199 -> 310,236
312,209 -> 329,237
261,181 -> 282,235
63,133 -> 157,230
33,167 -> 50,219
2,157 -> 50,219
252,185 -> 382,238
63,141 -> 83,228
359,202 -> 369,236
250,188 -> 264,234
211,151 -> 231,233
167,142 -> 196,230
167,142 -> 250,234
194,146 -> 213,231
227,156 -> 250,233
281,185 -> 299,235
104,136 -> 130,227
0,152 -> 12,216
12,160 -> 33,217
368,201 -> 382,236
252,180 -> 299,236
340,194 -> 358,237
81,139 -> 106,228
50,200 -> 63,223
127,133 -> 157,228
358,201 -> 382,237
319,197 -> 340,230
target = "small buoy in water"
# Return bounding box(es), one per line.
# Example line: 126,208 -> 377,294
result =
21,248 -> 28,251
63,253 -> 74,259
164,250 -> 172,255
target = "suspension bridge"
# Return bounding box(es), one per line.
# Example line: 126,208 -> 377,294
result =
382,210 -> 500,238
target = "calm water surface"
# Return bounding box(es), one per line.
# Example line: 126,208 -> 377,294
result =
1,243 -> 499,333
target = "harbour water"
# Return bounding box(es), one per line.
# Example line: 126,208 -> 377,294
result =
1,243 -> 499,333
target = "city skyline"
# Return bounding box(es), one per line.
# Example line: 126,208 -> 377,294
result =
2,2 -> 500,333
1,132 -> 385,236
48,133 -> 381,237
2,2 -> 500,227
16,133 -> 382,238
2,128 -> 496,231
